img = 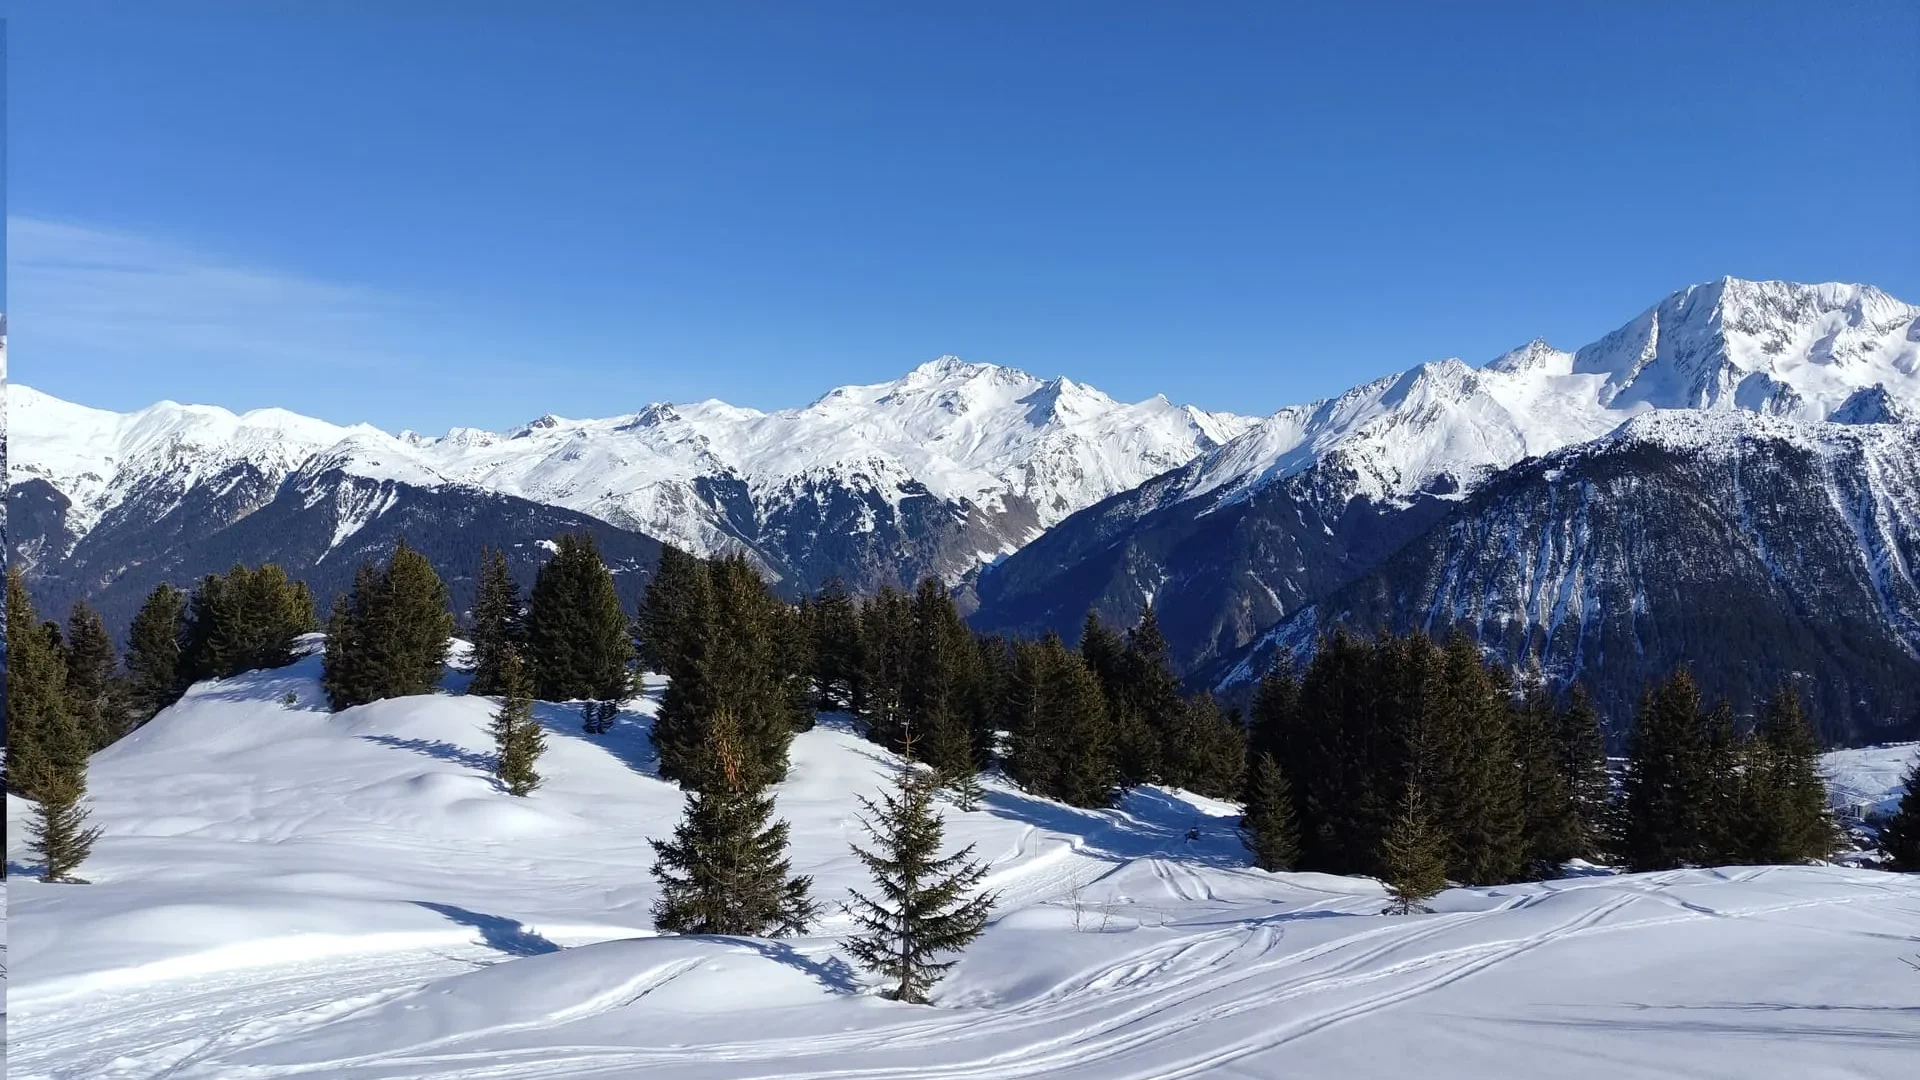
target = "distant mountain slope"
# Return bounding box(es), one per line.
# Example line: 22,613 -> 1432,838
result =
9,359 -> 1250,630
973,278 -> 1920,678
1209,412 -> 1920,744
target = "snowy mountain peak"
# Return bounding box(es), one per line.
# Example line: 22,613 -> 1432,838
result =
1831,384 -> 1914,425
14,356 -> 1253,581
1485,338 -> 1570,374
1172,278 -> 1918,513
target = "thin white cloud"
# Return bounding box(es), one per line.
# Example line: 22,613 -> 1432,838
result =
8,215 -> 407,371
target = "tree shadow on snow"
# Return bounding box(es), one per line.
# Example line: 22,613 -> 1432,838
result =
413,901 -> 561,957
733,938 -> 864,995
531,699 -> 662,780
359,734 -> 497,774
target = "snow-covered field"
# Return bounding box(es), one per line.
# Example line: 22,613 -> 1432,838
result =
1824,741 -> 1919,820
7,659 -> 1919,1079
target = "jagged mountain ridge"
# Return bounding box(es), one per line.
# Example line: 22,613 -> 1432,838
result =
971,278 -> 1920,677
9,359 -> 1253,626
1208,411 -> 1920,743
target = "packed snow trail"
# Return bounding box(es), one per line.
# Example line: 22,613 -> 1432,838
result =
7,660 -> 1919,1078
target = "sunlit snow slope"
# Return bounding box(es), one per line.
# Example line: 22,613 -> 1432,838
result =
7,658 -> 1919,1079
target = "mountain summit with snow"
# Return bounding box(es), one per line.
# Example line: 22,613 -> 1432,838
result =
9,357 -> 1252,628
971,279 -> 1920,734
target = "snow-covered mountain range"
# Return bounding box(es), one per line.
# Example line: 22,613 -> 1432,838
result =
12,276 -> 1920,736
9,359 -> 1251,627
971,279 -> 1920,737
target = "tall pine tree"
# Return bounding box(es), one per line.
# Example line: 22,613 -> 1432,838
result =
487,647 -> 545,796
180,564 -> 316,681
1240,752 -> 1300,871
322,539 -> 455,710
652,555 -> 802,792
1735,685 -> 1839,864
6,569 -> 105,882
856,586 -> 913,750
807,577 -> 863,712
1621,670 -> 1712,871
1004,635 -> 1116,808
900,579 -> 982,786
7,568 -> 88,800
1513,662 -> 1579,879
467,547 -> 523,697
124,583 -> 188,727
65,602 -> 129,751
1554,682 -> 1611,860
525,533 -> 633,703
844,766 -> 995,1003
635,545 -> 706,682
650,708 -> 816,936
1117,606 -> 1182,784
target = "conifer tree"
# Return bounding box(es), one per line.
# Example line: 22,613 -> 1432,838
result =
1004,635 -> 1116,808
6,568 -> 87,799
1380,783 -> 1449,914
488,647 -> 545,796
1513,662 -> 1579,879
1554,682 -> 1611,859
1738,685 -> 1839,864
6,569 -> 106,881
844,766 -> 995,1004
772,593 -> 816,734
322,539 -> 455,711
634,545 -> 705,678
900,579 -> 981,785
1878,756 -> 1920,872
1292,629 -> 1395,876
650,708 -> 817,936
65,602 -> 129,751
125,583 -> 188,727
180,564 -> 317,681
652,556 -> 800,792
1621,670 -> 1712,871
1118,606 -> 1182,782
526,532 -> 634,703
1240,752 -> 1300,871
1248,661 -> 1300,769
1427,633 -> 1525,885
1697,700 -> 1746,864
807,577 -> 863,711
970,634 -> 1010,766
1079,612 -> 1125,699
28,761 -> 104,883
1162,693 -> 1247,799
856,586 -> 913,749
467,547 -> 523,697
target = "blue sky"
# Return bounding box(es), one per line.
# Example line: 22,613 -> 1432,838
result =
8,2 -> 1918,431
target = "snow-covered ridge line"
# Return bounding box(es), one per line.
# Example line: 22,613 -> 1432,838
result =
1172,277 -> 1919,512
10,357 -> 1257,560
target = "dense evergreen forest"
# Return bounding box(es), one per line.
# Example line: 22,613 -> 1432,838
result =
9,539 -> 1915,899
